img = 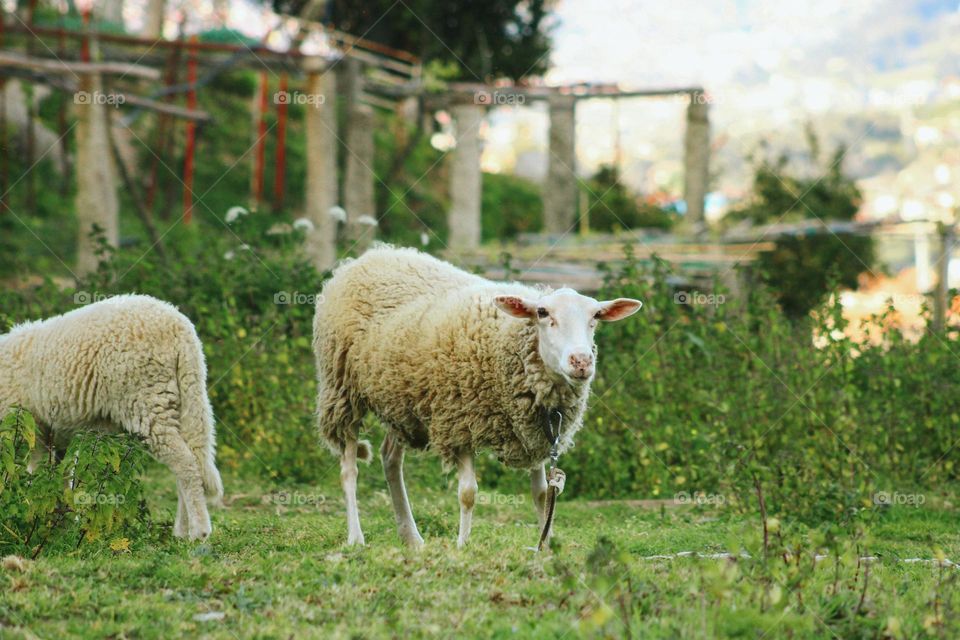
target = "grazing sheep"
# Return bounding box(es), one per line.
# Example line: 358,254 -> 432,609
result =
0,295 -> 223,540
313,246 -> 641,547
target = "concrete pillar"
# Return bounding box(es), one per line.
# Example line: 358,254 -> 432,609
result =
448,102 -> 483,250
142,0 -> 164,38
544,93 -> 577,234
683,91 -> 710,228
344,104 -> 377,252
75,73 -> 119,275
303,65 -> 338,270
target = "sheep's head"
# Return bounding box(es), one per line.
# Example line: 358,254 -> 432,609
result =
495,288 -> 642,384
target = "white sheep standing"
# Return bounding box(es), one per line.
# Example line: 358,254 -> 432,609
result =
0,294 -> 223,540
313,246 -> 641,547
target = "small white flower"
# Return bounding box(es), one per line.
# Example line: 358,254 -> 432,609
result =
224,250 -> 236,260
225,206 -> 249,223
328,206 -> 347,222
293,217 -> 315,232
356,215 -> 378,227
420,232 -> 429,247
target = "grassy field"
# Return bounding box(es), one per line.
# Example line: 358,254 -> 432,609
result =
1,462 -> 959,639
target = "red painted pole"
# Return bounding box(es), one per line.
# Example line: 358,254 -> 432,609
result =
182,35 -> 198,224
80,9 -> 91,62
273,73 -> 288,213
253,71 -> 268,207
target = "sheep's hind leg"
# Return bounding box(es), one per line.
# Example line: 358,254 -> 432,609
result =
456,451 -> 478,548
531,464 -> 550,543
380,431 -> 423,548
173,485 -> 189,538
341,439 -> 365,546
148,431 -> 210,540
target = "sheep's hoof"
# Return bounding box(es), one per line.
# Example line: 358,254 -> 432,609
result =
189,526 -> 212,541
401,533 -> 424,549
346,534 -> 366,546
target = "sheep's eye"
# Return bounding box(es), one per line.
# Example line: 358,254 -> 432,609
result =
594,311 -> 603,320
537,307 -> 549,319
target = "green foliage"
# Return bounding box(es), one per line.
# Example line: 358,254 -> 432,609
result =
730,126 -> 862,226
481,172 -> 543,241
276,0 -> 552,81
556,248 -> 960,527
0,407 -> 149,557
757,233 -> 875,317
729,129 -> 873,317
583,165 -> 675,232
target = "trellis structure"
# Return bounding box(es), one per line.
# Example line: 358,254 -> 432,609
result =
1,10 -> 714,277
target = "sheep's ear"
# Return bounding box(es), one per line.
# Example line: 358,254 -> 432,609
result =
597,298 -> 642,322
495,295 -> 537,319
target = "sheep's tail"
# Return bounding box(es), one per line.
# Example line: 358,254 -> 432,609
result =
356,440 -> 373,463
176,329 -> 224,505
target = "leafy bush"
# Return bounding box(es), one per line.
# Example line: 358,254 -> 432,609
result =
0,408 -> 150,557
756,233 -> 875,317
3,223 -> 957,532
560,248 -> 958,528
583,165 -> 675,232
481,173 -> 543,241
729,129 -> 873,317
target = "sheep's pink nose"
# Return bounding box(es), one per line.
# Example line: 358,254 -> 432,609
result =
568,353 -> 594,378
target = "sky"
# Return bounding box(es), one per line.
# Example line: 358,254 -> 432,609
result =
546,0 -> 959,89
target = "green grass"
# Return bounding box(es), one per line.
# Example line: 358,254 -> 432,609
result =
2,463 -> 959,639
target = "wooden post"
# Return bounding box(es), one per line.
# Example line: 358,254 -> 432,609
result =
683,90 -> 710,231
273,72 -> 289,212
448,101 -> 484,250
147,34 -> 181,217
933,222 -> 954,333
544,93 -> 577,234
56,16 -> 70,193
302,61 -> 338,270
182,36 -> 198,224
578,187 -> 589,236
24,0 -> 38,214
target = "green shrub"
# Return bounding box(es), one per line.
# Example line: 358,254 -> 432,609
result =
0,408 -> 150,557
481,173 -> 543,241
3,226 -> 957,531
729,129 -> 872,317
582,165 -> 675,232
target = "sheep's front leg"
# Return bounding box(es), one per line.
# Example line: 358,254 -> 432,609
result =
457,451 -> 478,548
341,439 -> 365,546
381,431 -> 423,548
531,464 -> 548,531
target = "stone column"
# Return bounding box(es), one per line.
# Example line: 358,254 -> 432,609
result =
448,101 -> 484,250
303,62 -> 338,270
544,93 -> 577,234
75,73 -> 119,275
344,103 -> 377,252
683,91 -> 710,229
